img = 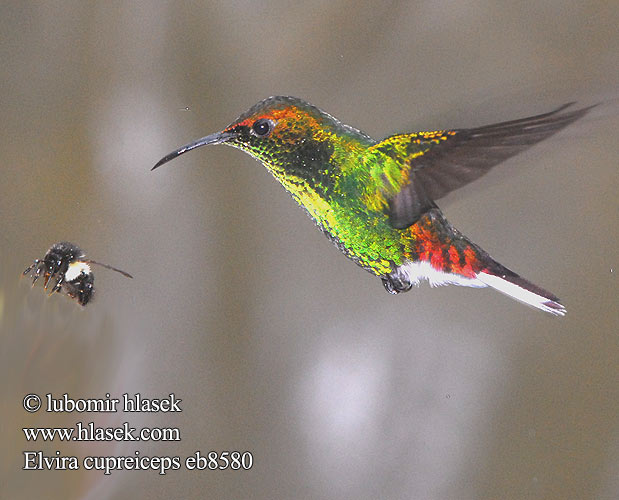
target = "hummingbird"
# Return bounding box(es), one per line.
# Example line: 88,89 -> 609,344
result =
153,96 -> 593,315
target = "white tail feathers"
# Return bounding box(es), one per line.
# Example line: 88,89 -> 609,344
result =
400,261 -> 566,316
477,272 -> 566,316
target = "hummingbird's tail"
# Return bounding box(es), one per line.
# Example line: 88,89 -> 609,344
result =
474,262 -> 566,316
397,209 -> 566,315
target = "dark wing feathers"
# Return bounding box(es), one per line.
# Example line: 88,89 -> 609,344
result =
388,103 -> 594,229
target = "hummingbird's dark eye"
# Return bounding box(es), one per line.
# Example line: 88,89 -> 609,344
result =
251,118 -> 274,137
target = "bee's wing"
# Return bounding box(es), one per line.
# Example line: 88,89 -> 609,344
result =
86,260 -> 133,279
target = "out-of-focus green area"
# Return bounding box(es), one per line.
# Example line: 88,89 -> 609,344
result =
1,2 -> 617,499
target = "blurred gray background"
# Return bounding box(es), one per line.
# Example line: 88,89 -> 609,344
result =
1,1 -> 617,499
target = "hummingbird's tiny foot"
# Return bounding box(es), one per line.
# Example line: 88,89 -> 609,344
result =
382,273 -> 413,294
381,277 -> 399,294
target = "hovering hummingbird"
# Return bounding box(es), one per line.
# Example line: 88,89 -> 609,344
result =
153,96 -> 593,315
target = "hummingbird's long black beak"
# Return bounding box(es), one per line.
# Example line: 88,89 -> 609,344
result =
152,131 -> 236,170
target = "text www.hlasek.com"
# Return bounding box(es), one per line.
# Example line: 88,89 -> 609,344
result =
23,422 -> 180,442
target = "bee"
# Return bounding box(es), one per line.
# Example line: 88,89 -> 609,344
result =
23,241 -> 133,306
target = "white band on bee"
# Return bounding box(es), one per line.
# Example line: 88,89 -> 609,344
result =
64,261 -> 91,282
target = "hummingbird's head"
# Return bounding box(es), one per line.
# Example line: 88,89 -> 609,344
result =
152,96 -> 374,181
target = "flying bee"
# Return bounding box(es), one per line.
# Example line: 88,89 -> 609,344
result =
23,241 -> 133,306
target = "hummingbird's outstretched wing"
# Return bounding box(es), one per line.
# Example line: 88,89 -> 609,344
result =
380,103 -> 594,229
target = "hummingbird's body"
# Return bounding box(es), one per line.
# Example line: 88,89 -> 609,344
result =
154,96 -> 593,315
